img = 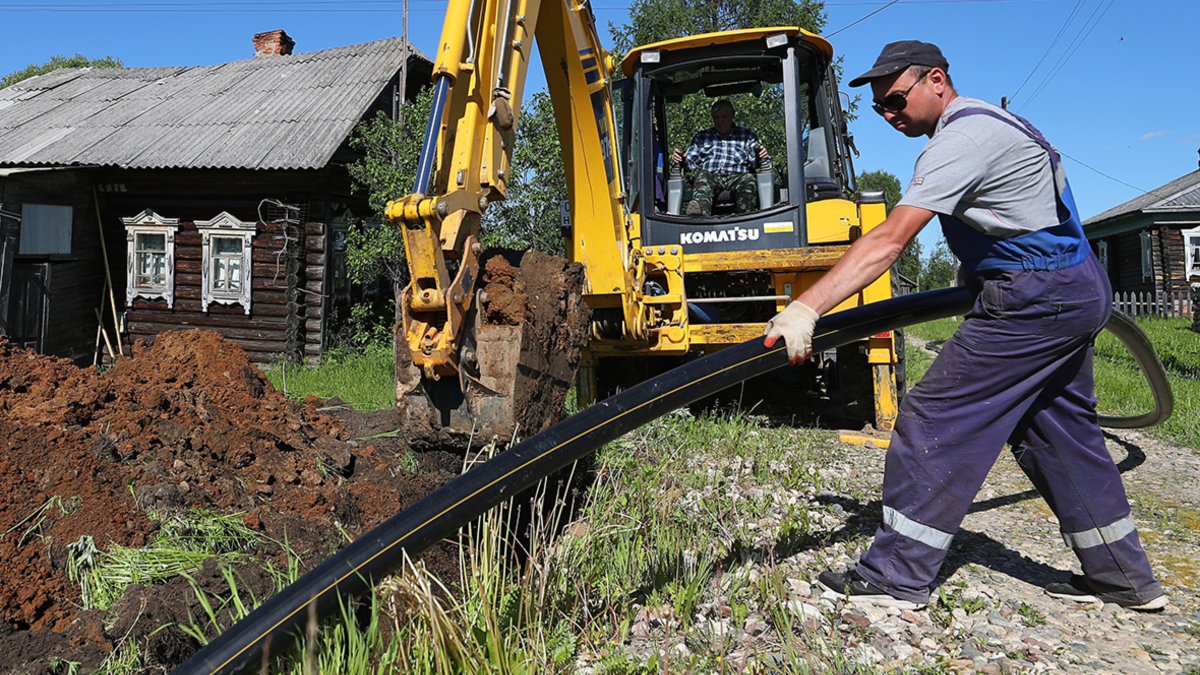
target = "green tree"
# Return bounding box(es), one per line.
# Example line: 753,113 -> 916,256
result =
922,239 -> 958,290
344,87 -> 435,289
857,169 -> 921,286
481,90 -> 568,256
1,54 -> 122,89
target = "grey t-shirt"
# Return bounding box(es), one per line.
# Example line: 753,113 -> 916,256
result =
896,97 -> 1059,237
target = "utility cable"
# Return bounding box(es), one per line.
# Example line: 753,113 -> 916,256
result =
1017,0 -> 1118,112
1007,0 -> 1087,103
169,287 -> 1171,675
1058,149 -> 1147,194
825,0 -> 902,38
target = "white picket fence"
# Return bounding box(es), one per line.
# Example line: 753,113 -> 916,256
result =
1112,290 -> 1194,319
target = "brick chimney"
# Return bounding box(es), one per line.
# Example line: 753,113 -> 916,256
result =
253,30 -> 295,57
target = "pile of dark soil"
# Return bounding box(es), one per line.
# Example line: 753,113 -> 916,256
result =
0,330 -> 462,673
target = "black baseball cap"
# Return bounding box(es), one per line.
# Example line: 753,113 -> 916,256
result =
848,40 -> 949,88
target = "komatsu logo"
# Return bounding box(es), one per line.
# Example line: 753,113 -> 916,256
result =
680,227 -> 760,245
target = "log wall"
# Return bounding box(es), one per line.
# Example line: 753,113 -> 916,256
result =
125,220 -> 325,363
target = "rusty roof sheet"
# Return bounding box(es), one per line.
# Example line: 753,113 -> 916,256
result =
0,37 -> 427,170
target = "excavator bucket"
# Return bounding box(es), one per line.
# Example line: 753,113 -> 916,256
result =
397,249 -> 591,450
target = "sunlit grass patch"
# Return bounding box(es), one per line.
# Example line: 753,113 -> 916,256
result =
261,344 -> 395,411
907,314 -> 1199,451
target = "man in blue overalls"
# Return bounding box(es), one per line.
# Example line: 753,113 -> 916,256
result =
764,41 -> 1166,611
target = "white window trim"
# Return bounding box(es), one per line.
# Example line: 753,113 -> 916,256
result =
123,209 -> 179,309
1097,240 -> 1109,272
1140,230 -> 1153,280
1183,226 -> 1200,280
196,212 -> 255,314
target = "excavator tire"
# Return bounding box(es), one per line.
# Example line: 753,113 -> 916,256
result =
398,248 -> 591,450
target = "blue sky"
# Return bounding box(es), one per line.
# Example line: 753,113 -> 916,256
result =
3,0 -> 1196,254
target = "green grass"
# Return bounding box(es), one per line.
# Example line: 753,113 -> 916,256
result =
261,344 -> 395,411
906,315 -> 1200,451
66,508 -> 261,611
82,313 -> 1196,673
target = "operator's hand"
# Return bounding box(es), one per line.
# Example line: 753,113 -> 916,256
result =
672,148 -> 684,166
763,300 -> 819,364
758,144 -> 770,160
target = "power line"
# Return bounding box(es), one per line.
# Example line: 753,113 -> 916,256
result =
826,0 -> 902,38
1058,149 -> 1147,194
1007,0 -> 1086,102
1016,0 -> 1117,112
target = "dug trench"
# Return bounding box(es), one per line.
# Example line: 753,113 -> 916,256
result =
0,249 -> 592,673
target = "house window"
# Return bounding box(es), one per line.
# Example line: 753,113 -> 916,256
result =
212,237 -> 244,292
197,212 -> 255,314
1184,226 -> 1200,280
122,209 -> 179,308
135,232 -> 168,286
1097,240 -> 1109,272
1140,230 -> 1152,280
20,204 -> 73,254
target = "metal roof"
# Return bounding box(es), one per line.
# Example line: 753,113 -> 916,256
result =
1083,169 -> 1200,226
0,37 -> 428,171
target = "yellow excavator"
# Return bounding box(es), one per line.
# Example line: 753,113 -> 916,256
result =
387,0 -> 901,448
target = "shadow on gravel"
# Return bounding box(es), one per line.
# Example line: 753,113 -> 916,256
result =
808,433 -> 1150,592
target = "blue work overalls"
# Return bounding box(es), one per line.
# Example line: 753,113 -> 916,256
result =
855,109 -> 1163,606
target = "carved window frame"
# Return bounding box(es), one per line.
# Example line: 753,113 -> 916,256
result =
123,209 -> 179,309
1140,231 -> 1153,280
197,212 -> 255,314
1183,226 -> 1200,281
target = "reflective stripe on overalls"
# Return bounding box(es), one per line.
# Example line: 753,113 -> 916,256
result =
854,110 -> 1163,606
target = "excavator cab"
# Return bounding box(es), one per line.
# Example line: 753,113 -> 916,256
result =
581,28 -> 901,429
619,28 -> 854,253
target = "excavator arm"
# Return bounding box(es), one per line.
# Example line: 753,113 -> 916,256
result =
386,0 -> 630,446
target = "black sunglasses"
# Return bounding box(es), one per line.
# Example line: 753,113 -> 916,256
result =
871,71 -> 928,116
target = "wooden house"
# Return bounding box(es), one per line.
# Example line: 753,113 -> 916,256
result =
1082,162 -> 1200,313
0,31 -> 431,363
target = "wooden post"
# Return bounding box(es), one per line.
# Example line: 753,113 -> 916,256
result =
1192,285 -> 1200,332
94,307 -> 116,363
92,186 -> 125,356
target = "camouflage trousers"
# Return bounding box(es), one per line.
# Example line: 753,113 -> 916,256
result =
690,170 -> 758,216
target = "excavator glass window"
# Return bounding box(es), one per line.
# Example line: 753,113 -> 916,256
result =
626,37 -> 843,252
638,52 -> 829,218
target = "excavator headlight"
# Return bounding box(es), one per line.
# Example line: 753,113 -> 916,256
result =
766,33 -> 789,49
640,51 -> 660,64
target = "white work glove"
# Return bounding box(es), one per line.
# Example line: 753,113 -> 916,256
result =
763,300 -> 820,364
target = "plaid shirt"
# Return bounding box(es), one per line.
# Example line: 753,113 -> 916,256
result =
683,126 -> 761,174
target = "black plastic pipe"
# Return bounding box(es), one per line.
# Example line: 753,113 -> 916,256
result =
1097,308 -> 1174,428
172,287 -> 1171,675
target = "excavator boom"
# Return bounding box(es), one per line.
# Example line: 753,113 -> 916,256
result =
387,0 -> 624,447
391,0 -> 905,447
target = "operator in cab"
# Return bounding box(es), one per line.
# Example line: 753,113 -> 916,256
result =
671,99 -> 769,217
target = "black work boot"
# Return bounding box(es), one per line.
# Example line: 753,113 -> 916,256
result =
1044,574 -> 1168,612
818,568 -> 926,610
